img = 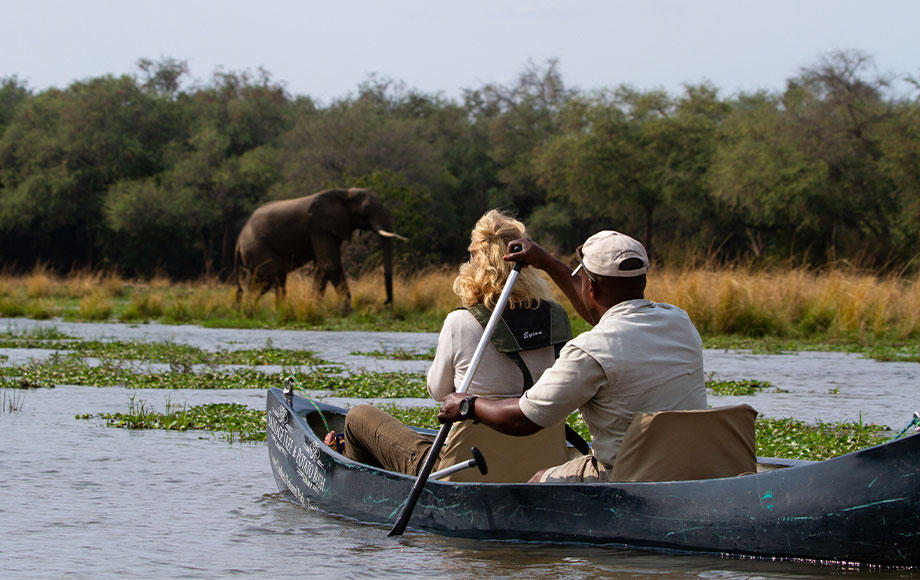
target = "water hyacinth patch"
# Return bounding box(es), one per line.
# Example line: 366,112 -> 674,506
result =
0,376 -> 53,389
0,332 -> 334,368
290,370 -> 429,398
706,379 -> 784,396
377,403 -> 439,428
350,347 -> 437,360
0,326 -> 76,348
861,344 -> 920,363
65,340 -> 332,366
755,417 -> 889,460
77,397 -> 265,443
0,353 -> 322,390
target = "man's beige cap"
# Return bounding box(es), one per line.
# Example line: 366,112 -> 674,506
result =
572,231 -> 650,278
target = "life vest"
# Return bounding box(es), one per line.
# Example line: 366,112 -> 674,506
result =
464,300 -> 572,392
464,300 -> 590,455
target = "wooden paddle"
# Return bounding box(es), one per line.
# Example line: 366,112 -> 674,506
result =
388,258 -> 525,536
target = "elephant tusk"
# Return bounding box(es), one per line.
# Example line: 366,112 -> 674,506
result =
377,229 -> 408,242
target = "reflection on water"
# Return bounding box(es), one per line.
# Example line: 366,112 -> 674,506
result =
1,319 -> 918,578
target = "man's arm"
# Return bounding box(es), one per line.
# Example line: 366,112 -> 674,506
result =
438,392 -> 542,436
504,238 -> 592,322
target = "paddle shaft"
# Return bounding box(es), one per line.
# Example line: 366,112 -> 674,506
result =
388,260 -> 524,536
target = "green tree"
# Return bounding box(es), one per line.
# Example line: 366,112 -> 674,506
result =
533,84 -> 726,259
277,77 -> 460,264
464,59 -> 570,219
0,76 -> 30,135
710,50 -> 908,265
878,97 -> 920,254
103,67 -> 293,277
0,74 -> 181,269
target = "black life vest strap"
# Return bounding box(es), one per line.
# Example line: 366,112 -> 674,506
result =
506,351 -> 534,391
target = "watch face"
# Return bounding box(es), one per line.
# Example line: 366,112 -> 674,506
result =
460,398 -> 471,417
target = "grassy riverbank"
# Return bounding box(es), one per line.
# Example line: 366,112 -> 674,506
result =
3,264 -> 918,358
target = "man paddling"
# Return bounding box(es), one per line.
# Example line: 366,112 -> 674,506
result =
437,231 -> 708,482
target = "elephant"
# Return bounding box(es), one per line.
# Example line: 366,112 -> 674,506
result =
234,188 -> 407,312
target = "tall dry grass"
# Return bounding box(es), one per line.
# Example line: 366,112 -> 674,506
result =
0,262 -> 918,340
650,265 -> 920,341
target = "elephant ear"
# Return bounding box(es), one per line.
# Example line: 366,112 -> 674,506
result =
308,189 -> 355,240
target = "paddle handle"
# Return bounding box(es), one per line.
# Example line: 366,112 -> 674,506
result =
389,259 -> 524,536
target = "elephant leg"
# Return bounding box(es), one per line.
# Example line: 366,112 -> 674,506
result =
312,270 -> 328,298
235,274 -> 244,305
326,269 -> 352,315
312,235 -> 351,313
274,270 -> 288,307
236,266 -> 263,304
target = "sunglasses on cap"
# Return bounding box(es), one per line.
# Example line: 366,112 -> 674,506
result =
572,245 -> 598,284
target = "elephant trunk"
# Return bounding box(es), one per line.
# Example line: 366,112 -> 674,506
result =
380,235 -> 394,305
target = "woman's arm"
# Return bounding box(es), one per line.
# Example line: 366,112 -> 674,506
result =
426,313 -> 458,401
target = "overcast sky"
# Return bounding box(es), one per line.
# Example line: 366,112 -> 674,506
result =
5,0 -> 919,103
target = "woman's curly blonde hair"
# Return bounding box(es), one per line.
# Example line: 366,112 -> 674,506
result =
452,209 -> 551,309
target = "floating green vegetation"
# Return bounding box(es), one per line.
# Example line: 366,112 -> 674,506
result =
703,335 -> 920,363
755,417 -> 889,461
0,326 -> 76,348
0,352 -> 422,394
77,397 -> 264,442
1,372 -> 54,413
292,370 -> 428,398
378,403 -> 439,429
706,379 -> 785,396
66,339 -> 332,367
0,353 -> 317,390
350,347 -> 437,361
0,376 -> 54,389
861,344 -> 920,363
0,333 -> 333,368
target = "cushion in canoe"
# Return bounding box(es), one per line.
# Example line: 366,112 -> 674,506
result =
611,404 -> 758,482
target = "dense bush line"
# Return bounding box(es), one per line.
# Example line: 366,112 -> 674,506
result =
2,50 -> 919,279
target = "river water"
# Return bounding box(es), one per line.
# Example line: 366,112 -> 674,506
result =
1,318 -> 918,579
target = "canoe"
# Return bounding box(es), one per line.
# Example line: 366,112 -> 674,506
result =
266,387 -> 920,567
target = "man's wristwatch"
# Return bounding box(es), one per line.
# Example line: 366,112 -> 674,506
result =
458,395 -> 478,421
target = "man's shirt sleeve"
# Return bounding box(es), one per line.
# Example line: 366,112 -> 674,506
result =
518,344 -> 606,428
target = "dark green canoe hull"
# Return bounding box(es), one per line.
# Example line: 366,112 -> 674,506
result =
267,388 -> 920,567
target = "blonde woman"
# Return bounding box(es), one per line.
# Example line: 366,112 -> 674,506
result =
326,209 -> 573,482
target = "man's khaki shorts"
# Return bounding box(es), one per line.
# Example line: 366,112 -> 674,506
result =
539,454 -> 612,483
